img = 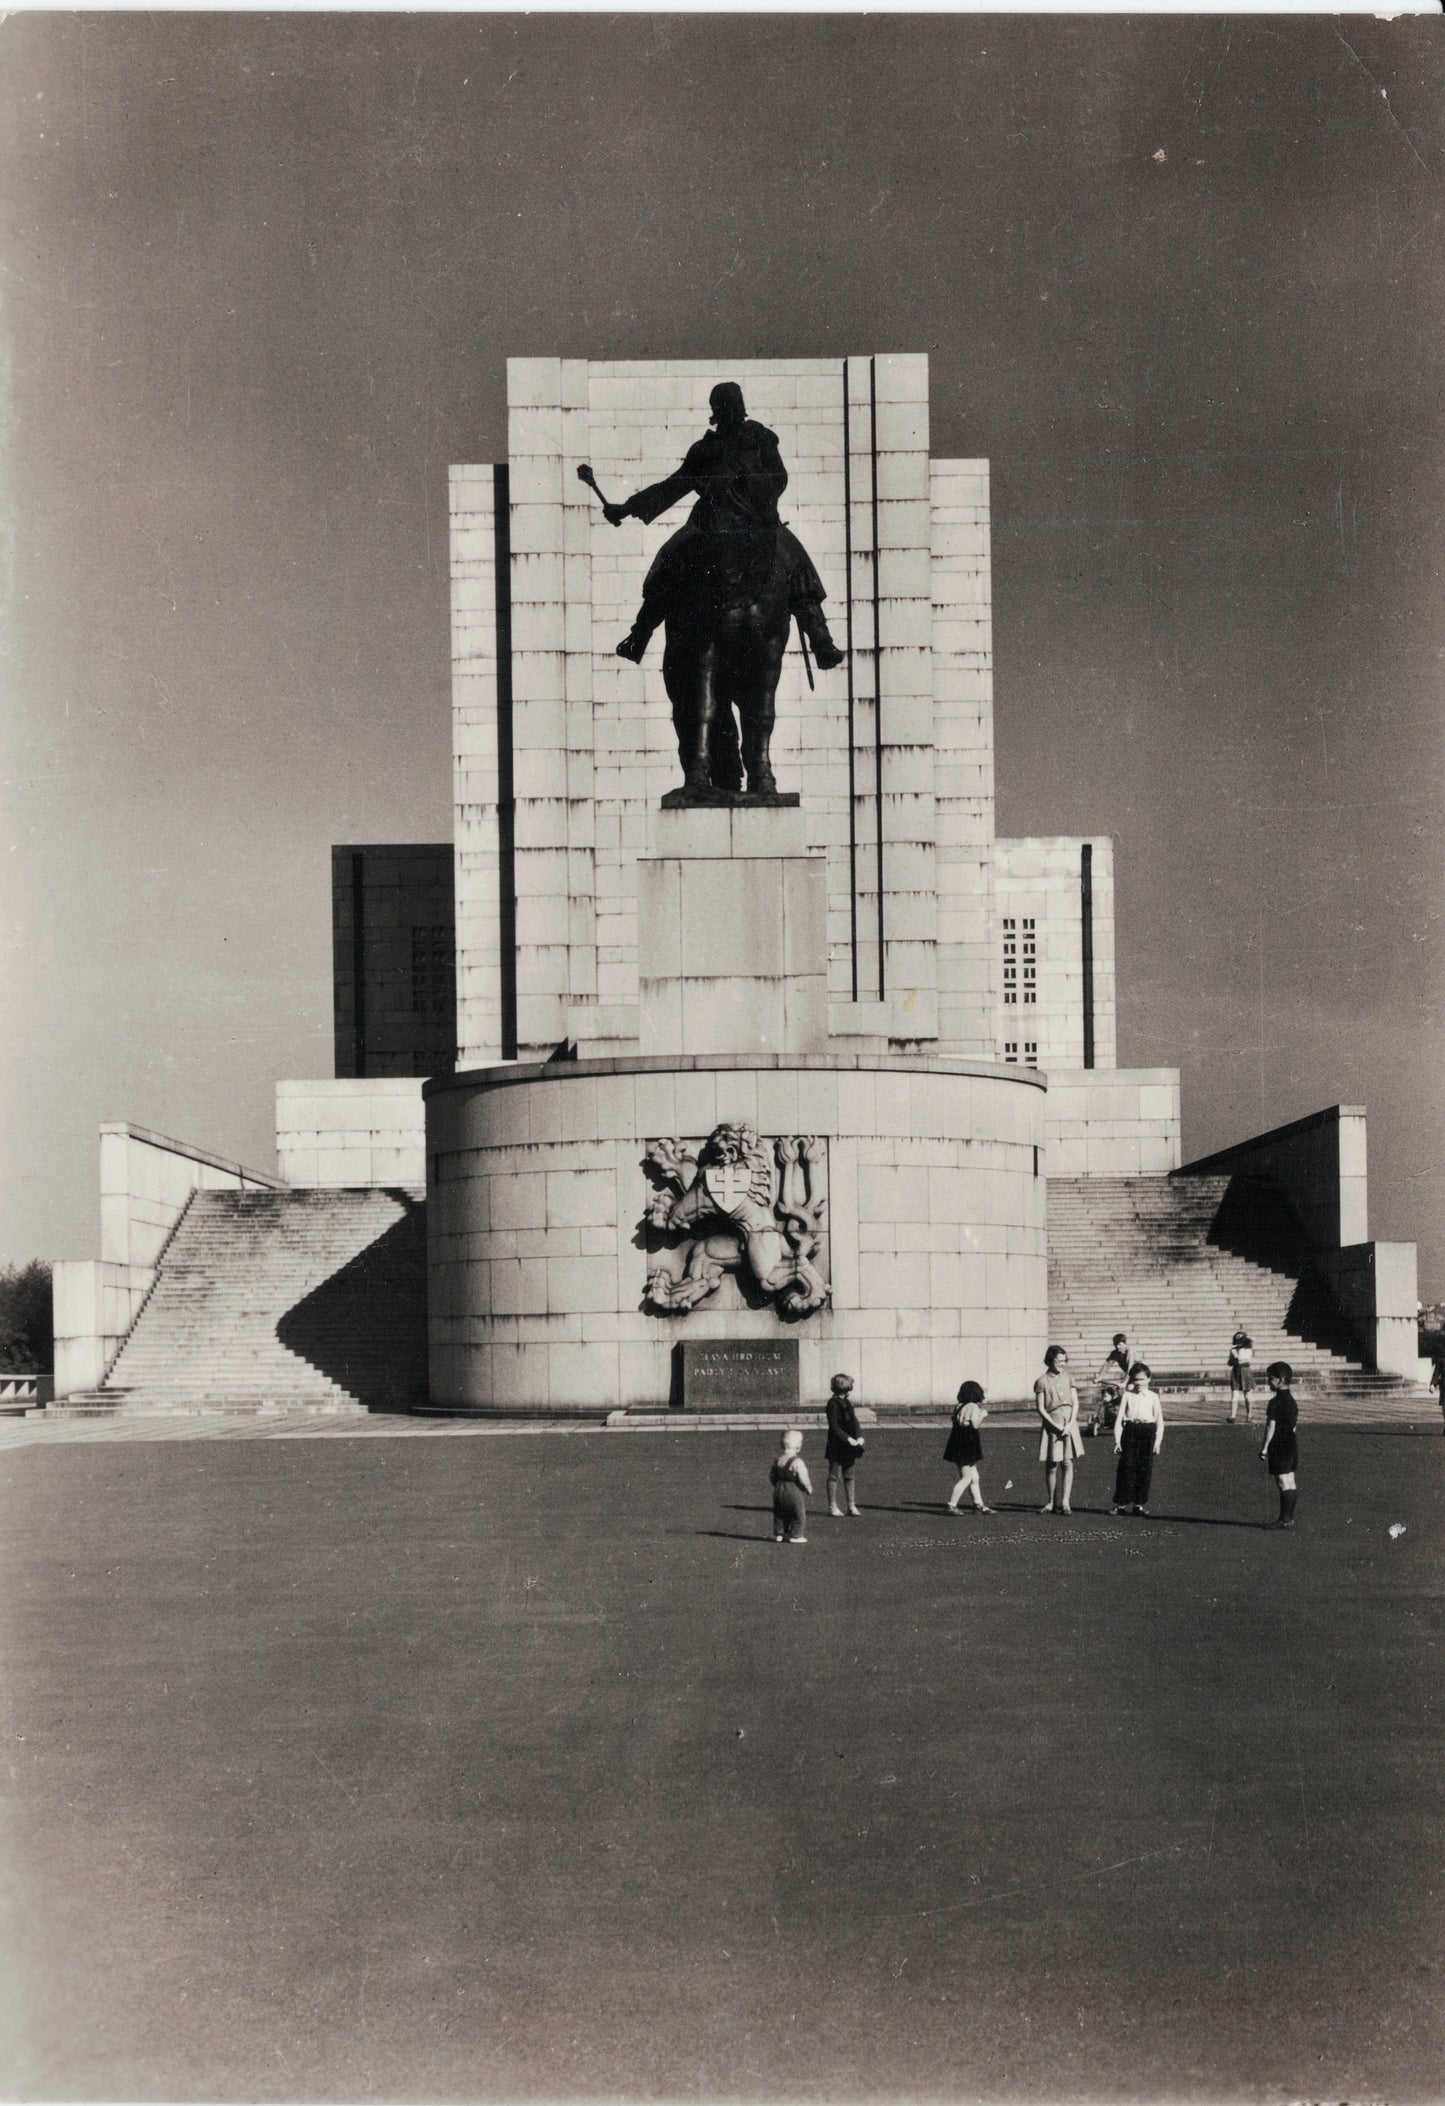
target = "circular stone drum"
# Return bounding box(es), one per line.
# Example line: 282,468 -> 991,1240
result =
424,1053 -> 1047,1415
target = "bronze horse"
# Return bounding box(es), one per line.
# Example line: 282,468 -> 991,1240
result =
653,519 -> 795,799
580,382 -> 843,803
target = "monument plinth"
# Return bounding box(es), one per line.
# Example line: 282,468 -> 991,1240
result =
639,803 -> 828,1059
659,787 -> 801,809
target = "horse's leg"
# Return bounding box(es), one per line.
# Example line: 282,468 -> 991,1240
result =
709,696 -> 743,793
732,611 -> 790,796
662,625 -> 721,796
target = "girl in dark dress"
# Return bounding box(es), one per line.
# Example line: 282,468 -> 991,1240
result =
770,1430 -> 812,1544
824,1372 -> 865,1518
1112,1363 -> 1164,1515
944,1380 -> 992,1513
1260,1361 -> 1300,1527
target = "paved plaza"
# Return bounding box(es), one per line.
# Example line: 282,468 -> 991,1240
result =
3,1423 -> 1441,2100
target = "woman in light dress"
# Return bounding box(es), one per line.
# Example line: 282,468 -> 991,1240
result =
1034,1345 -> 1083,1515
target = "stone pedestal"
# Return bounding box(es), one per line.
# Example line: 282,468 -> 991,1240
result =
638,805 -> 828,1058
424,1052 -> 1048,1413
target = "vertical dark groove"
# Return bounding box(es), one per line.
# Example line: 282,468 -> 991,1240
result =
350,850 -> 366,1077
869,356 -> 885,1000
1081,840 -> 1095,1070
842,360 -> 858,1002
494,462 -> 518,1062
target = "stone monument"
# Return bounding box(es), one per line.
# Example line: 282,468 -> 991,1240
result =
578,378 -> 844,804
426,355 -> 1054,1414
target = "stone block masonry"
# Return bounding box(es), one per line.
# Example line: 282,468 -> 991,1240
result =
426,1054 -> 1047,1413
447,355 -> 1079,1073
54,1124 -> 285,1396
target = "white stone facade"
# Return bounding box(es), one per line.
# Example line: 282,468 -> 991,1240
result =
432,353 -> 1171,1413
1043,1069 -> 1181,1178
53,1123 -> 284,1396
992,835 -> 1117,1073
427,1056 -> 1047,1411
275,1079 -> 427,1188
450,355 -> 1040,1067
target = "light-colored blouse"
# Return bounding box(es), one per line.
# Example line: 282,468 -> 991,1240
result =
1115,1388 -> 1164,1451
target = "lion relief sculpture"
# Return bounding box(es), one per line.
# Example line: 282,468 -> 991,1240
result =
641,1124 -> 830,1319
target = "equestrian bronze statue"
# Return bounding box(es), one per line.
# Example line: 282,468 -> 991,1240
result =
578,382 -> 843,804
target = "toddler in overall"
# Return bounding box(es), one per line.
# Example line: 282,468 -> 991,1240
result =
770,1430 -> 812,1544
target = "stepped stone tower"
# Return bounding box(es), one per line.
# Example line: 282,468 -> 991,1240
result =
427,356 -> 1129,1414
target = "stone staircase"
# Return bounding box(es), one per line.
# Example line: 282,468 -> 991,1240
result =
62,1188 -> 428,1414
1047,1173 -> 1427,1407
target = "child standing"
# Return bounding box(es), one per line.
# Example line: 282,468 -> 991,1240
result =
944,1381 -> 992,1513
770,1430 -> 813,1544
824,1372 -> 866,1517
1260,1361 -> 1300,1527
1112,1362 -> 1165,1515
1227,1327 -> 1255,1422
1034,1345 -> 1083,1515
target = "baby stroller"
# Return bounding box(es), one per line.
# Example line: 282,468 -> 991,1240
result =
1087,1380 -> 1123,1437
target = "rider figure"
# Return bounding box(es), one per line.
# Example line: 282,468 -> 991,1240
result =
601,381 -> 845,671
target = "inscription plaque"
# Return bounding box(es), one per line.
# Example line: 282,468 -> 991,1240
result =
679,1337 -> 799,1412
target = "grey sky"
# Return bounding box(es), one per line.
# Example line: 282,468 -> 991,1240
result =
2,14 -> 1441,1292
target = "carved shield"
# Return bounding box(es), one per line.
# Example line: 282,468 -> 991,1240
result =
703,1158 -> 754,1217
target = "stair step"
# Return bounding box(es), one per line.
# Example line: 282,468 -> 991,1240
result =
1048,1173 -> 1371,1385
87,1188 -> 428,1414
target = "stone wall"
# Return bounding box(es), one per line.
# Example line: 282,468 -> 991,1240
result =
99,1122 -> 284,1269
1179,1105 -> 1368,1253
331,844 -> 456,1078
1177,1105 -> 1420,1377
1325,1239 -> 1420,1381
991,836 -> 1117,1071
54,1123 -> 284,1395
427,1054 -> 1047,1412
275,1079 -> 427,1187
931,458 -> 996,1057
53,1260 -> 155,1395
1044,1068 -> 1181,1177
450,356 -> 1011,1073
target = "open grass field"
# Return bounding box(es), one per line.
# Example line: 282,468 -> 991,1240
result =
2,1423 -> 1441,2102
